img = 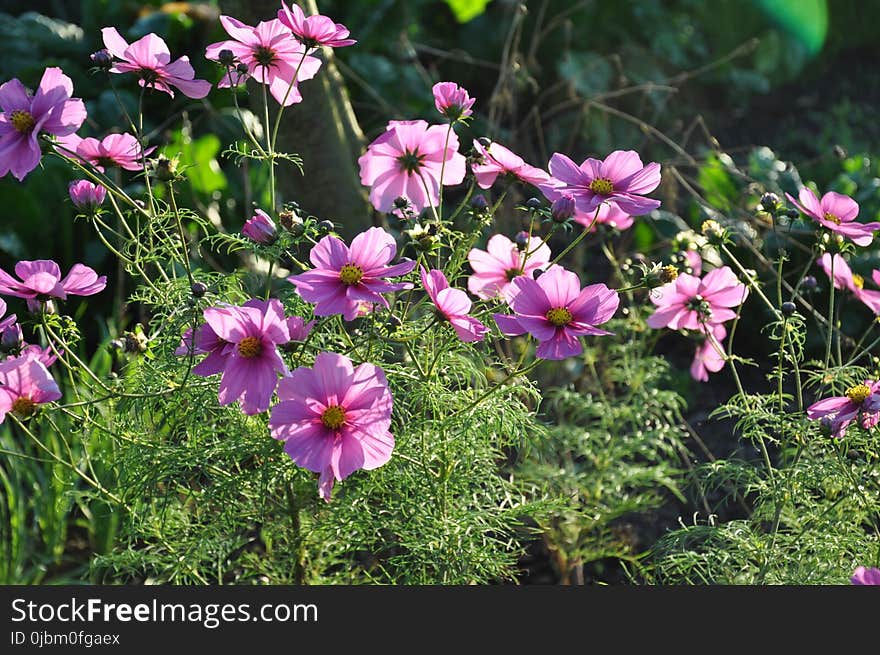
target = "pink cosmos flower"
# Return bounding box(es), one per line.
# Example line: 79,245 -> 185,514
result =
175,319 -> 229,377
571,202 -> 633,231
471,139 -> 551,189
433,82 -> 475,122
0,67 -> 87,181
18,344 -> 59,369
690,323 -> 727,382
68,180 -> 106,213
288,227 -> 416,320
60,132 -> 154,172
205,17 -> 322,106
269,351 -> 394,502
358,119 -> 467,213
467,233 -> 551,301
101,27 -> 211,99
0,355 -> 62,424
494,264 -> 619,360
242,209 -> 278,244
201,298 -> 290,415
819,253 -> 880,314
647,267 -> 748,331
539,150 -> 661,216
786,187 -> 880,247
0,305 -> 21,350
286,316 -> 315,342
851,566 -> 880,585
420,266 -> 488,342
0,260 -> 106,312
807,380 -> 880,439
277,2 -> 356,48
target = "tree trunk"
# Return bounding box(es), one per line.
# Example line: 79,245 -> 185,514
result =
218,0 -> 370,238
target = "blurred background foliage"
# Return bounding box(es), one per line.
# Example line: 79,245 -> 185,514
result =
2,0 -> 880,583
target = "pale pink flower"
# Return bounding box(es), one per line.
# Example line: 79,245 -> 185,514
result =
690,323 -> 727,382
286,316 -> 315,342
819,253 -> 880,314
101,27 -> 211,99
205,16 -> 322,106
358,119 -> 467,213
420,266 -> 488,342
201,298 -> 290,415
0,355 -> 62,424
18,344 -> 59,369
277,2 -> 356,48
647,267 -> 748,331
467,233 -> 551,301
539,150 -> 661,216
807,380 -> 880,439
242,209 -> 278,244
61,132 -> 154,172
471,139 -> 550,190
288,227 -> 415,321
494,264 -> 619,360
0,260 -> 106,312
68,180 -> 106,213
433,82 -> 475,122
851,566 -> 880,585
786,188 -> 880,247
269,351 -> 394,502
0,67 -> 87,181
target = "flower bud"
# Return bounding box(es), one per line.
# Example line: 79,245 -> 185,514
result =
242,209 -> 278,245
191,281 -> 208,298
90,49 -> 113,70
550,196 -> 575,223
318,220 -> 335,234
68,180 -> 107,213
785,208 -> 799,219
781,301 -> 797,316
218,49 -> 236,66
236,62 -> 249,76
432,82 -> 475,122
760,192 -> 780,213
801,275 -> 818,292
525,197 -> 542,210
477,137 -> 492,148
0,321 -> 22,351
514,231 -> 530,250
470,194 -> 489,212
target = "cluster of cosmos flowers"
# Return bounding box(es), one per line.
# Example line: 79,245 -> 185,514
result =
1,4 -> 880,551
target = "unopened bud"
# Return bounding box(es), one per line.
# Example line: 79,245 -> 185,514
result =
317,220 -> 335,234
470,194 -> 488,211
525,197 -> 542,210
218,49 -> 236,66
550,196 -> 575,223
90,49 -> 113,70
514,231 -> 530,250
801,275 -> 818,292
191,282 -> 208,298
760,192 -> 780,212
781,301 -> 797,316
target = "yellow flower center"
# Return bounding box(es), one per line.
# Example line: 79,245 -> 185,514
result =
237,336 -> 263,358
845,383 -> 871,404
589,177 -> 614,195
852,274 -> 864,290
546,307 -> 573,327
339,264 -> 364,286
823,212 -> 841,225
11,397 -> 36,417
10,110 -> 35,134
320,405 -> 346,430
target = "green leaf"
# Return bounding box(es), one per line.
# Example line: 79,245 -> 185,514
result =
445,0 -> 491,23
755,0 -> 828,56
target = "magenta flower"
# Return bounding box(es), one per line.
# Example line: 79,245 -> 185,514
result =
807,380 -> 880,439
851,566 -> 880,585
786,187 -> 880,247
242,209 -> 278,244
0,260 -> 106,312
647,267 -> 748,331
18,344 -> 59,369
201,298 -> 290,415
269,351 -> 394,502
175,319 -> 230,377
433,82 -> 475,122
494,264 -> 619,360
60,132 -> 154,172
471,139 -> 550,189
690,324 -> 726,382
101,28 -> 211,99
539,150 -> 661,216
0,307 -> 21,351
205,16 -> 322,106
358,119 -> 467,213
0,67 -> 86,181
277,1 -> 356,49
819,253 -> 880,314
420,266 -> 488,342
68,180 -> 106,213
286,316 -> 315,342
0,355 -> 62,424
467,233 -> 551,301
288,227 -> 416,320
